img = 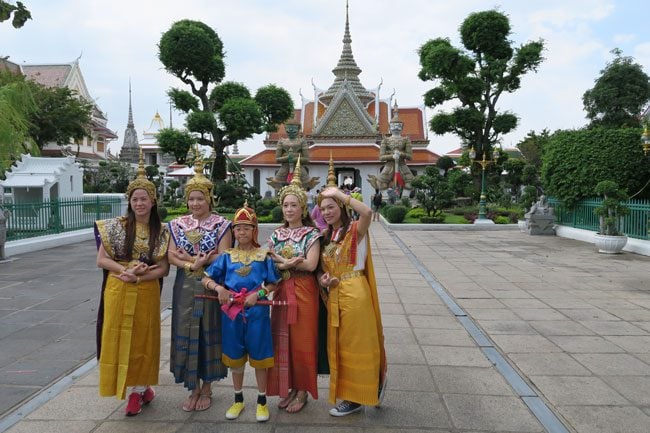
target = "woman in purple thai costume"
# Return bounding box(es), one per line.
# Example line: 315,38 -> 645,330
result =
167,156 -> 232,412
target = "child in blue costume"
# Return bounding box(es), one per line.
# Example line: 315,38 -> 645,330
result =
202,202 -> 281,422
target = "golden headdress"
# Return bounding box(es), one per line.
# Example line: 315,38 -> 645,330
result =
126,147 -> 157,202
317,151 -> 345,208
184,145 -> 214,207
278,154 -> 308,217
232,199 -> 259,247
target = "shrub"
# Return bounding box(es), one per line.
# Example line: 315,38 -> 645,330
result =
542,127 -> 650,206
494,215 -> 510,224
406,207 -> 427,219
420,216 -> 443,223
157,206 -> 168,220
385,205 -> 407,223
400,197 -> 411,208
271,206 -> 283,223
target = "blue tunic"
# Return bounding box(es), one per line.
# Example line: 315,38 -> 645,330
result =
204,248 -> 281,368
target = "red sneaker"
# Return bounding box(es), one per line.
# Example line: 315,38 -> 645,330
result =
142,387 -> 155,405
125,392 -> 143,416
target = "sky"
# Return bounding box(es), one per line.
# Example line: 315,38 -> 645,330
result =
2,0 -> 650,158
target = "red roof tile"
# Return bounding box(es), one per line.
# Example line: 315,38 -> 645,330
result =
241,145 -> 439,166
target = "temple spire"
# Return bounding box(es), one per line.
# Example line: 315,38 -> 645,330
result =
127,79 -> 134,128
321,1 -> 374,105
119,80 -> 141,163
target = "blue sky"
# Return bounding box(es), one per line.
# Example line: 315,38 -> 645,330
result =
2,0 -> 649,156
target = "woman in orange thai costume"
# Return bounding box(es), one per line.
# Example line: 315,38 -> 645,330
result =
317,155 -> 387,417
167,153 -> 232,412
266,156 -> 322,413
94,150 -> 170,416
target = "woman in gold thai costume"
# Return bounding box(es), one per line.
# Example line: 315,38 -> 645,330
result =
266,156 -> 322,413
167,154 -> 232,412
317,156 -> 387,417
94,152 -> 170,416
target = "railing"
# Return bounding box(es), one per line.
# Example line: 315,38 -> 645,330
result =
549,197 -> 650,240
2,196 -> 123,241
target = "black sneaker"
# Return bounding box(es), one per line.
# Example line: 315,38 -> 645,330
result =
329,400 -> 362,417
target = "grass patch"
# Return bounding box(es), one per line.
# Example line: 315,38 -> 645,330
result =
402,212 -> 470,224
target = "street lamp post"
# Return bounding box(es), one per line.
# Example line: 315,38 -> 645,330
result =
470,148 -> 499,224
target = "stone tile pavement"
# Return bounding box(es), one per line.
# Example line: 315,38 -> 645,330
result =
1,223 -> 649,433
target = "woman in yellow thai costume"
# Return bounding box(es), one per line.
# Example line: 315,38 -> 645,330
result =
266,156 -> 322,413
317,155 -> 387,417
167,152 -> 232,412
94,150 -> 170,416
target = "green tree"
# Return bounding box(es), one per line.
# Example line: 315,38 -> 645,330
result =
0,71 -> 38,177
436,155 -> 455,176
412,166 -> 455,217
583,49 -> 650,128
541,127 -> 650,206
27,85 -> 93,149
516,129 -> 549,169
157,128 -> 196,165
83,160 -> 133,193
158,20 -> 294,182
0,1 -> 31,28
417,10 -> 544,159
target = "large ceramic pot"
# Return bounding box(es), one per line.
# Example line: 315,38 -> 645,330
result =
594,233 -> 628,254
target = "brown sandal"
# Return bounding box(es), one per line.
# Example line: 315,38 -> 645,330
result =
286,391 -> 308,413
278,389 -> 297,409
195,390 -> 212,411
182,392 -> 199,412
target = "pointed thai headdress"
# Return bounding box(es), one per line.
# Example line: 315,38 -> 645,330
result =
279,155 -> 308,217
184,144 -> 214,207
126,146 -> 157,202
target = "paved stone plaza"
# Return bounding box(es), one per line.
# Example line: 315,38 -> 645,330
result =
1,223 -> 650,433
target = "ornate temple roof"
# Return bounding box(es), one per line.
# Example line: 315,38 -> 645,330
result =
320,2 -> 374,106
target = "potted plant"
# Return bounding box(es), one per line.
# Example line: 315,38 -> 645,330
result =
593,180 -> 629,254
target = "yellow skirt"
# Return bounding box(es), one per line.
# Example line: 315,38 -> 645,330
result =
327,274 -> 381,405
98,275 -> 161,399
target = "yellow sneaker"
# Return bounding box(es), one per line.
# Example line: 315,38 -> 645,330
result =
256,403 -> 270,422
226,402 -> 245,420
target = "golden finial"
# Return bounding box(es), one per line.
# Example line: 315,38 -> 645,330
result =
327,151 -> 337,187
243,198 -> 249,208
193,143 -> 204,175
137,145 -> 146,177
291,154 -> 303,187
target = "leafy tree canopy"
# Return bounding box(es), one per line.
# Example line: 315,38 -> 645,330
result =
515,129 -> 550,169
159,20 -> 294,182
0,1 -> 31,28
28,85 -> 93,148
541,127 -> 650,206
412,166 -> 455,217
418,9 -> 544,159
157,128 -> 196,165
583,49 -> 650,128
0,71 -> 37,177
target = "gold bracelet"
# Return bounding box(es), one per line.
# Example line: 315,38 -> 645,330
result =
344,195 -> 352,206
183,262 -> 192,273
